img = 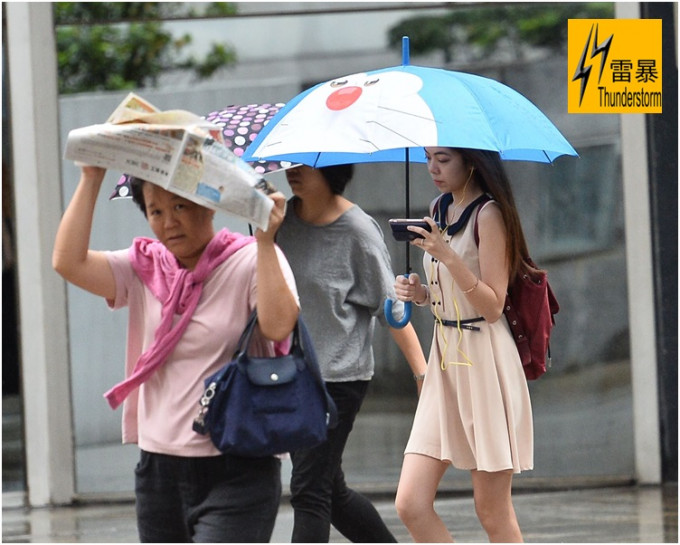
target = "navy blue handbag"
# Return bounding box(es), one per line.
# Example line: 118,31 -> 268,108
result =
193,311 -> 337,457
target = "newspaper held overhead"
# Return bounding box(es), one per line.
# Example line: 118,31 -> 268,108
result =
64,92 -> 275,230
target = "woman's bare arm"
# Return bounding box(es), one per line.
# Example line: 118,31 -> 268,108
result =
438,204 -> 509,321
406,204 -> 509,322
52,166 -> 116,300
254,192 -> 299,341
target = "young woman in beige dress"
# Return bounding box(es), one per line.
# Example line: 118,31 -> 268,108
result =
393,147 -> 533,542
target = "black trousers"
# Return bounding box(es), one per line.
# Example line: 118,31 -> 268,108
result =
289,380 -> 397,543
134,450 -> 281,542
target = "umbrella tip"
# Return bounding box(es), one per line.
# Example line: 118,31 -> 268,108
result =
402,36 -> 410,66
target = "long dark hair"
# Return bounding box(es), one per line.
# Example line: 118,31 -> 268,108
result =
457,148 -> 530,282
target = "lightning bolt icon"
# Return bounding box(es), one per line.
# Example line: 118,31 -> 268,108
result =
591,25 -> 613,83
572,24 -> 614,107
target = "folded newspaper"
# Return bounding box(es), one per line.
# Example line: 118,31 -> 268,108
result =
64,93 -> 275,230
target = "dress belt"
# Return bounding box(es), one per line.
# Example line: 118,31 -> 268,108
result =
439,317 -> 485,331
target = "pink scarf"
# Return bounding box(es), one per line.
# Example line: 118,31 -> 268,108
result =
104,228 -> 254,409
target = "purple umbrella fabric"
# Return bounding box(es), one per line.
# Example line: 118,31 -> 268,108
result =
205,103 -> 291,175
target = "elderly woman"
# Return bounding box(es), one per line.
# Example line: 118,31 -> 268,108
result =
53,165 -> 299,542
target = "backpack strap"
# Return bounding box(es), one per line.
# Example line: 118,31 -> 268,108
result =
473,194 -> 494,246
436,193 -> 492,237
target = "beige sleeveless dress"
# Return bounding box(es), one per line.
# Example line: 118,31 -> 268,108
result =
404,201 -> 534,473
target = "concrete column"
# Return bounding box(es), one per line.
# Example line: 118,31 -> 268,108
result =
616,1 -> 661,484
5,2 -> 75,505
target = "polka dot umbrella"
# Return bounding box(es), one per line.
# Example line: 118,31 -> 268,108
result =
205,103 -> 293,175
110,103 -> 293,200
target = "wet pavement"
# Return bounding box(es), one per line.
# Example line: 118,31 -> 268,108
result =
2,484 -> 677,542
2,371 -> 678,542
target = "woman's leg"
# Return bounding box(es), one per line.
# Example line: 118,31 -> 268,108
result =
330,467 -> 396,543
189,454 -> 282,543
290,381 -> 373,543
289,441 -> 336,542
135,451 -> 192,543
136,450 -> 281,543
395,453 -> 453,543
470,469 -> 523,543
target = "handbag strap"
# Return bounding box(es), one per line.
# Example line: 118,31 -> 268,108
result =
226,309 -> 338,428
235,310 -> 260,353
295,314 -> 338,428
235,309 -> 302,360
207,310 -> 296,384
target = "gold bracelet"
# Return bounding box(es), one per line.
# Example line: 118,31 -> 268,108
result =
462,277 -> 479,294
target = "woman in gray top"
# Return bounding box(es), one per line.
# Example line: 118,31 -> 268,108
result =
276,164 -> 427,542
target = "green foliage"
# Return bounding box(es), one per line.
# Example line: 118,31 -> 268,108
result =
202,3 -> 238,18
388,3 -> 615,64
392,15 -> 456,62
53,2 -> 197,25
54,2 -> 238,94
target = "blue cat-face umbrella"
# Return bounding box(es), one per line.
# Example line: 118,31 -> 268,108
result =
244,37 -> 577,327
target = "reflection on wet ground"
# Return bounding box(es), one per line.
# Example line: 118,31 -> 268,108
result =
3,362 -> 677,542
2,484 -> 677,542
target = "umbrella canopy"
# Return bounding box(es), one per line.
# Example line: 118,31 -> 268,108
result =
110,103 -> 292,200
244,51 -> 576,167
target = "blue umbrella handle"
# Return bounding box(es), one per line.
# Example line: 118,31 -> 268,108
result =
384,299 -> 411,328
384,273 -> 412,328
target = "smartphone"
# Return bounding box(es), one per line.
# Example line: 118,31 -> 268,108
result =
389,219 -> 432,241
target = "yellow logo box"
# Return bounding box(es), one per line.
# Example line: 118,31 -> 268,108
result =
568,19 -> 662,114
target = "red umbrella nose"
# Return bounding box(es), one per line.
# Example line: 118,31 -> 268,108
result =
326,86 -> 362,111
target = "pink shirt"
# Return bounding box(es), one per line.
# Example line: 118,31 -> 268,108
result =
106,243 -> 298,457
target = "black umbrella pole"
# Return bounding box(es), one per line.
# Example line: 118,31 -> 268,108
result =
405,149 -> 411,273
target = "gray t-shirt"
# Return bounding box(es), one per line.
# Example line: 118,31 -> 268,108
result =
277,198 -> 402,381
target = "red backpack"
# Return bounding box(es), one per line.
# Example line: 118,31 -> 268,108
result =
473,197 -> 560,380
